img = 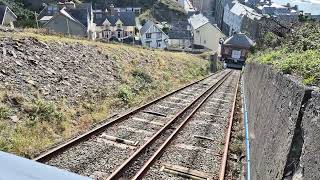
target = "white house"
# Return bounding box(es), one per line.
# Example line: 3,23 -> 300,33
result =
140,21 -> 169,49
223,2 -> 261,37
188,14 -> 225,52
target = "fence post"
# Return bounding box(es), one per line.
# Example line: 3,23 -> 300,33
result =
210,53 -> 218,73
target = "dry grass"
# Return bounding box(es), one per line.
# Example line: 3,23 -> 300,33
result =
0,31 -> 209,158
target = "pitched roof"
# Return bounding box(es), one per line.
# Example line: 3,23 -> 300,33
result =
140,20 -> 169,38
224,33 -> 254,48
139,20 -> 154,35
0,5 -> 6,24
94,12 -> 136,26
0,5 -> 17,25
168,30 -> 192,39
230,2 -> 262,20
188,13 -> 209,30
66,8 -> 89,27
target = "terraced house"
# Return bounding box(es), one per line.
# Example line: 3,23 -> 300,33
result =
94,4 -> 136,41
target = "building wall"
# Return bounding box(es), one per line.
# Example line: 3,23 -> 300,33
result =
223,5 -> 242,36
168,39 -> 192,48
192,23 -> 225,52
141,25 -> 168,49
44,14 -> 87,37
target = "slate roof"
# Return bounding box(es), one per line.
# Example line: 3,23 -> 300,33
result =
0,5 -> 5,24
66,8 -> 89,27
224,33 -> 254,48
140,20 -> 154,35
188,13 -> 209,30
230,2 -> 262,20
94,12 -> 136,26
168,30 -> 191,40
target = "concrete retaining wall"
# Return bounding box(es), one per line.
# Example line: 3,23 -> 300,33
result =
243,63 -> 320,180
300,92 -> 320,180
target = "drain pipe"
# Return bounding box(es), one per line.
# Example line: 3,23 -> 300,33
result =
241,77 -> 251,180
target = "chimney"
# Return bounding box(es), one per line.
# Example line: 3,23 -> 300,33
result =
65,1 -> 76,9
110,4 -> 115,16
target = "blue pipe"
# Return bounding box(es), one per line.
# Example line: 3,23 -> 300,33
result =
241,78 -> 251,180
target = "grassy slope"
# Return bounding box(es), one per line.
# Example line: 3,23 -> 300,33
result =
0,31 -> 209,158
249,22 -> 320,86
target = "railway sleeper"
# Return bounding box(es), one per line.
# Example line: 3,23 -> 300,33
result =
160,163 -> 212,180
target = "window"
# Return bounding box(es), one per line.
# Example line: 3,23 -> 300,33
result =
117,24 -> 121,28
157,41 -> 162,47
96,13 -> 102,19
196,30 -> 200,33
118,31 -> 121,38
146,33 -> 151,39
203,40 -> 206,44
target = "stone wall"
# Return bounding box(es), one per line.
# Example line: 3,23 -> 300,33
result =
243,63 -> 320,180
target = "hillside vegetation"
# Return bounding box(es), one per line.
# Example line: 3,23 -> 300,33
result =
0,30 -> 209,158
249,22 -> 320,87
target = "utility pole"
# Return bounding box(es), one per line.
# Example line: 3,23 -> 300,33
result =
66,19 -> 70,36
34,11 -> 39,29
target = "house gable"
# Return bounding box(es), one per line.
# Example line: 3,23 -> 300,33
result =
102,18 -> 111,26
0,6 -> 17,26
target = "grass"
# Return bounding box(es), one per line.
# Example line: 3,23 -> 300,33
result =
249,22 -> 320,86
0,30 -> 209,158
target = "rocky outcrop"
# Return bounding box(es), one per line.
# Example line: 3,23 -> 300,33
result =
0,37 -> 118,103
243,63 -> 320,180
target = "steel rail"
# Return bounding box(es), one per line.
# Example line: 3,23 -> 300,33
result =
218,72 -> 241,180
107,71 -> 233,180
33,71 -> 224,162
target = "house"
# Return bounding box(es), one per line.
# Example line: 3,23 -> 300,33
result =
43,2 -> 96,39
168,30 -> 192,48
140,21 -> 169,49
223,1 -> 261,39
94,5 -> 136,41
220,32 -> 254,68
0,5 -> 17,28
257,3 -> 299,24
168,21 -> 192,48
188,13 -> 225,52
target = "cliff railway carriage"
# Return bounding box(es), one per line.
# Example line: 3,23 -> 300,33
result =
220,32 -> 254,69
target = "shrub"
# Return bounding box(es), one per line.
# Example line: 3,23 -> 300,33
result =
24,100 -> 64,124
117,85 -> 134,104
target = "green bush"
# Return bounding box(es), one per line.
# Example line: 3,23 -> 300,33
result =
117,85 -> 134,104
25,100 -> 63,124
250,22 -> 320,86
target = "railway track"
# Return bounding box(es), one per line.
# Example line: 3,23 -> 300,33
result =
34,69 -> 240,180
